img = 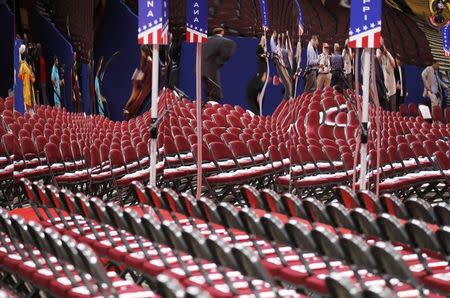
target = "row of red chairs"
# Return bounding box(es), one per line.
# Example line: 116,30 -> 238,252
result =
19,179 -> 450,296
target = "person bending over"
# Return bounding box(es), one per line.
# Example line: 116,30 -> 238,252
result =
201,28 -> 236,103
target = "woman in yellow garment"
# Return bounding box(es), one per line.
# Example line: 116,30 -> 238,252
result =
18,45 -> 36,111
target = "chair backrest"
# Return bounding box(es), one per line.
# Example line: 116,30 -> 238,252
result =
339,233 -> 377,269
434,202 -> 450,226
311,226 -> 345,260
284,219 -> 317,251
109,148 -> 125,170
231,246 -> 274,283
279,193 -> 308,219
379,193 -> 408,219
260,214 -> 290,244
334,186 -> 359,209
240,185 -> 264,209
370,242 -> 419,287
405,219 -> 441,254
59,141 -> 74,163
228,140 -> 252,160
326,274 -> 363,298
156,274 -> 186,298
238,208 -> 266,237
432,105 -> 445,123
357,190 -> 383,213
216,202 -> 244,230
44,142 -> 62,164
404,197 -> 436,224
122,145 -> 139,165
326,202 -> 356,231
303,197 -> 332,224
376,213 -> 410,244
350,208 -> 381,237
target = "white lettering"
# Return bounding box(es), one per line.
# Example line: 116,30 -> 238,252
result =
194,9 -> 199,15
194,2 -> 199,8
194,17 -> 199,22
147,10 -> 154,17
147,0 -> 154,8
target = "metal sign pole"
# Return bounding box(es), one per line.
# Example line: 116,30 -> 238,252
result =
257,29 -> 270,115
358,48 -> 372,190
149,44 -> 160,186
196,44 -> 203,199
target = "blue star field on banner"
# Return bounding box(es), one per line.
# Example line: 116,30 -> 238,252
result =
348,0 -> 382,48
186,0 -> 208,43
138,0 -> 169,45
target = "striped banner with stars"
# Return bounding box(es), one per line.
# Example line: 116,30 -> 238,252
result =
186,0 -> 208,43
138,0 -> 169,45
348,0 -> 382,48
442,21 -> 450,57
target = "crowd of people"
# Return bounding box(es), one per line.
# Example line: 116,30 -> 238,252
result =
16,37 -> 80,113
303,34 -> 449,111
15,29 -> 449,118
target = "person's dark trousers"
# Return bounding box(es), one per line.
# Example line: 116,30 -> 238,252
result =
396,94 -> 404,111
304,69 -> 317,93
387,94 -> 396,111
202,76 -> 222,102
331,70 -> 344,88
344,73 -> 353,90
138,93 -> 152,116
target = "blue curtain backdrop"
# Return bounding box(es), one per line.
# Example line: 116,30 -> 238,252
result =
93,0 -> 427,120
0,3 -> 14,99
30,7 -> 73,111
95,0 -> 140,121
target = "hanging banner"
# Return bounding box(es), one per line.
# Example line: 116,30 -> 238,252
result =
293,0 -> 305,36
348,0 -> 382,48
186,0 -> 208,43
442,21 -> 450,57
260,0 -> 269,29
138,0 -> 169,45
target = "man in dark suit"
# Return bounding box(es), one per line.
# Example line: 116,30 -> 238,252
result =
375,55 -> 388,109
394,54 -> 407,109
202,28 -> 236,102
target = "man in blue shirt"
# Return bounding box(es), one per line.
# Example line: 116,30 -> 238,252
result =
305,35 -> 319,92
51,56 -> 63,107
330,43 -> 344,88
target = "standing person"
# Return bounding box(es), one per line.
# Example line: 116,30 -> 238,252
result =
94,57 -> 107,117
72,51 -> 82,113
246,35 -> 268,114
342,39 -> 353,89
330,43 -> 344,88
422,61 -> 449,108
293,38 -> 302,97
51,56 -> 63,107
276,32 -> 294,98
317,43 -> 331,89
374,53 -> 388,108
377,39 -> 396,111
305,35 -> 319,92
124,45 -> 153,120
37,44 -> 47,105
201,28 -> 236,103
168,37 -> 181,89
394,54 -> 407,109
18,45 -> 36,111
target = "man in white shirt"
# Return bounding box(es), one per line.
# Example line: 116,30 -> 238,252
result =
317,43 -> 331,90
342,39 -> 353,89
422,61 -> 449,107
376,40 -> 396,111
